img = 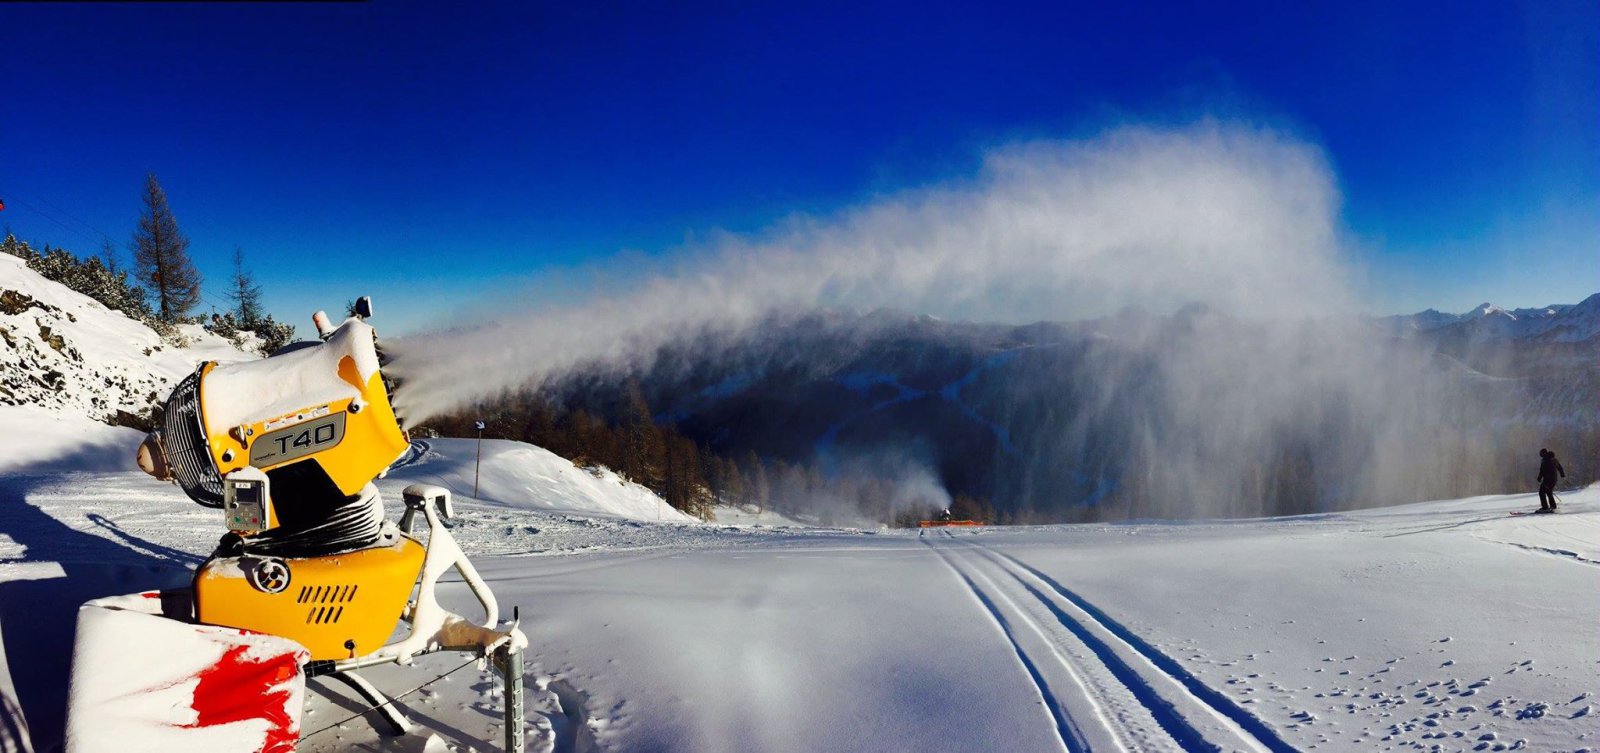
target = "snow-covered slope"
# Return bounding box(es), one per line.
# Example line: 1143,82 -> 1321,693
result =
388,437 -> 692,522
0,407 -> 692,751
0,254 -> 258,422
1,258 -> 1593,752
0,406 -> 147,475
2,426 -> 1594,752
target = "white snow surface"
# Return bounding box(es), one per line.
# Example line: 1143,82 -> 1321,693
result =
1,409 -> 1595,753
703,503 -> 810,528
0,406 -> 146,476
389,438 -> 694,523
0,254 -> 258,422
199,317 -> 378,434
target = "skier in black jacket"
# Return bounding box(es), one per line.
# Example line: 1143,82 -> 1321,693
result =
1537,448 -> 1565,512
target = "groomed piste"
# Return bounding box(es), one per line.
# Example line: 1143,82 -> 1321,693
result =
2,414 -> 1594,752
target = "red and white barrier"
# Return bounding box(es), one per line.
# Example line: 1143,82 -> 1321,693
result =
65,591 -> 308,753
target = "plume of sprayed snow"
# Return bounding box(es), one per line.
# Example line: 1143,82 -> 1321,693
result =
389,121 -> 1353,426
386,121 -> 1499,519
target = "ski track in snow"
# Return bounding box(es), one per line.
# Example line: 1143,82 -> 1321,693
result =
925,537 -> 1089,753
1479,539 -> 1600,568
1375,499 -> 1600,568
1474,510 -> 1600,568
924,530 -> 1286,752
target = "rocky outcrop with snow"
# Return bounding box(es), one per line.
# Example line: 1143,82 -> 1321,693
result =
0,254 -> 258,424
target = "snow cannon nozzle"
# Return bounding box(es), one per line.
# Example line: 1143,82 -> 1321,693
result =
312,310 -> 334,339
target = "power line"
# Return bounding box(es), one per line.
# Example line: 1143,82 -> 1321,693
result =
2,188 -> 119,246
0,193 -> 111,249
2,183 -> 247,315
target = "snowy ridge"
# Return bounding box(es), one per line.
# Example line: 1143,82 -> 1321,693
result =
0,254 -> 258,422
387,437 -> 692,522
1378,293 -> 1600,342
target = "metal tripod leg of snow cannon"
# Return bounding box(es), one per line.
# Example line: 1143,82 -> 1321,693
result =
321,484 -> 528,750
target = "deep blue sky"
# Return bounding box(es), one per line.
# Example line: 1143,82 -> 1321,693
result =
2,1 -> 1595,334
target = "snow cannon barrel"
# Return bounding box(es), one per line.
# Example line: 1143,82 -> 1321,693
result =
138,308 -> 409,528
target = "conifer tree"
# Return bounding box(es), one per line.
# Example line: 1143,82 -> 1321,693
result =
621,381 -> 665,486
99,239 -> 122,276
132,174 -> 202,322
745,450 -> 769,513
229,247 -> 264,326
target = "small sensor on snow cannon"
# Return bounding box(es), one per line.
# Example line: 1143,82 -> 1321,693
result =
223,466 -> 274,533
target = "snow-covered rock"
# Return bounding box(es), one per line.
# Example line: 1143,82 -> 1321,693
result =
0,254 -> 259,423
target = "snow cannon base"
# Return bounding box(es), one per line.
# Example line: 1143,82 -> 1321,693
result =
66,590 -> 309,753
194,531 -> 426,661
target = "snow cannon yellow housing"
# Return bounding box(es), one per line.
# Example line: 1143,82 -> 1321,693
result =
82,299 -> 529,753
141,313 -> 408,527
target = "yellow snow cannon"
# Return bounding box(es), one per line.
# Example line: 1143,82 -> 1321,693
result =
69,297 -> 530,752
137,300 -> 408,517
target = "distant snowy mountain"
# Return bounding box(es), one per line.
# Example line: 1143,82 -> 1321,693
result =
0,253 -> 258,424
1378,293 -> 1600,342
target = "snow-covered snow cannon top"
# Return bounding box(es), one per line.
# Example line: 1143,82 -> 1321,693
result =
137,303 -> 408,513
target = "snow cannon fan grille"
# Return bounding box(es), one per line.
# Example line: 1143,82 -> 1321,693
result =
159,368 -> 226,507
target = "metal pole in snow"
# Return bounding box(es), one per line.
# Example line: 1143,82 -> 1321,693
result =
498,645 -> 525,752
474,420 -> 485,498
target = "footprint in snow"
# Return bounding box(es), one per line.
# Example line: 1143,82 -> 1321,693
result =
1514,702 -> 1548,720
